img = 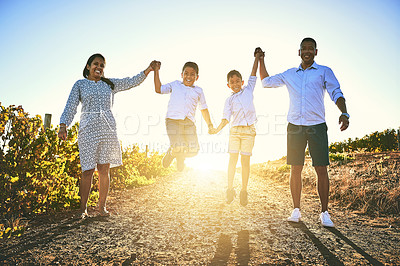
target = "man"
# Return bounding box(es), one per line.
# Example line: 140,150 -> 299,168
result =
258,38 -> 349,227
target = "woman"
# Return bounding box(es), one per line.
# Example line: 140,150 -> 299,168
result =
58,53 -> 156,218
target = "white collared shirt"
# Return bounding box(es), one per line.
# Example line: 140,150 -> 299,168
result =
223,76 -> 257,127
160,80 -> 208,123
262,62 -> 344,126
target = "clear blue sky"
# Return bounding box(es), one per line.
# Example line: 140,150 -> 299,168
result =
1,0 -> 399,169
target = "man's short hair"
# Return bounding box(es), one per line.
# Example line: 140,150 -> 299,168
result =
300,37 -> 317,49
227,70 -> 242,82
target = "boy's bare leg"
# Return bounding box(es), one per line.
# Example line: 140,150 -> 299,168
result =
290,165 -> 303,209
241,155 -> 251,191
228,153 -> 239,189
172,146 -> 186,171
184,145 -> 199,158
80,169 -> 95,213
314,165 -> 329,212
171,145 -> 185,158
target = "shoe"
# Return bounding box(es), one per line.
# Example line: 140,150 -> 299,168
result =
240,190 -> 248,206
320,211 -> 334,227
287,208 -> 301,223
226,188 -> 236,204
162,147 -> 174,168
176,156 -> 185,172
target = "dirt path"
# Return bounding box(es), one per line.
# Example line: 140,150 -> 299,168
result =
1,168 -> 399,265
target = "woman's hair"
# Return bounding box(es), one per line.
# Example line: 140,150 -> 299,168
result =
83,53 -> 115,90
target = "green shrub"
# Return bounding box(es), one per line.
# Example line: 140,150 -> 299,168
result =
0,104 -> 82,220
0,103 -> 172,239
329,128 -> 399,153
278,164 -> 291,172
329,153 -> 354,164
110,145 -> 171,190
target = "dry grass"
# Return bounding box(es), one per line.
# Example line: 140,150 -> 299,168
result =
251,152 -> 400,220
329,152 -> 400,217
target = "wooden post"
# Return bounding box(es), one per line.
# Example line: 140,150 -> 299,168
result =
44,113 -> 52,129
145,145 -> 148,157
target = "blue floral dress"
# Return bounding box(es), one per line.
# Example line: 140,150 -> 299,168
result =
60,72 -> 146,171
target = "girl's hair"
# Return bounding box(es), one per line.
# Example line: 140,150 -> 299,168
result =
83,53 -> 115,90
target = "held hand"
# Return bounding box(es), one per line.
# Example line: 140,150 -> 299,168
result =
339,115 -> 349,131
155,61 -> 161,71
150,60 -> 161,71
254,47 -> 265,58
208,124 -> 216,134
255,51 -> 265,59
148,60 -> 156,72
208,127 -> 218,135
145,60 -> 160,76
58,127 -> 67,140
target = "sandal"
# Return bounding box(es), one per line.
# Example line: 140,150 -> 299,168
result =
99,208 -> 110,217
80,211 -> 89,219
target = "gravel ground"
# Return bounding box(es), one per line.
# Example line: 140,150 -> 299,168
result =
1,165 -> 399,265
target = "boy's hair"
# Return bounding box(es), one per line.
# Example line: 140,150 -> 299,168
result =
227,70 -> 242,82
300,37 -> 317,48
182,62 -> 199,74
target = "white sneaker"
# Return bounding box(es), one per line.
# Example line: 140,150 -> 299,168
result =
320,211 -> 334,227
287,208 -> 301,222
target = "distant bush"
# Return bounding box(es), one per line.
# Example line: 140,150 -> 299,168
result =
329,128 -> 399,153
110,145 -> 172,190
277,164 -> 291,173
329,153 -> 354,164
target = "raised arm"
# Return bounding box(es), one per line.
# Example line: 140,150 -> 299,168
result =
258,49 -> 269,80
144,61 -> 156,76
153,61 -> 162,93
251,50 -> 260,76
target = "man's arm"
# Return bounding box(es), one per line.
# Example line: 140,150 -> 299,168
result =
259,52 -> 269,80
336,97 -> 349,131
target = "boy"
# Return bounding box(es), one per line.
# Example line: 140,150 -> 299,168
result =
211,49 -> 263,206
258,38 -> 350,227
153,61 -> 213,171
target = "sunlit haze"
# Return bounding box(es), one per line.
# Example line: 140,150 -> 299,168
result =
1,0 -> 399,170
